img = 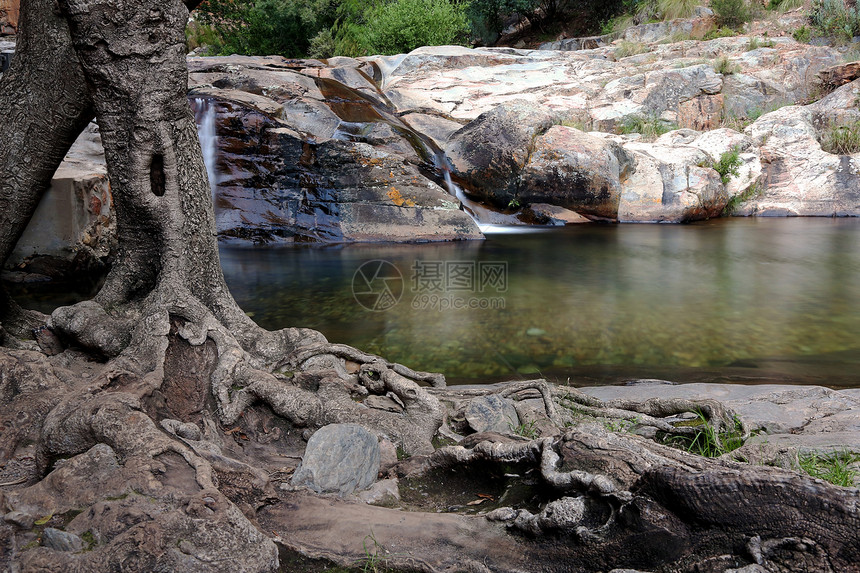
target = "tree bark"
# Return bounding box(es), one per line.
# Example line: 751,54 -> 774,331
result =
0,0 -> 94,334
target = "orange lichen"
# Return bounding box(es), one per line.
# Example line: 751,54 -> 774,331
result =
387,187 -> 416,207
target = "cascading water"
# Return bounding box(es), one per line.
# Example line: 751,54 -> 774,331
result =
191,97 -> 219,196
314,76 -> 525,233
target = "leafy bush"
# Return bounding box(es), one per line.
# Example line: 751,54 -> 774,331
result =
820,120 -> 860,155
793,25 -> 811,42
195,0 -> 335,57
710,0 -> 752,30
810,0 -> 860,43
704,146 -> 744,184
467,0 -> 538,44
360,0 -> 470,56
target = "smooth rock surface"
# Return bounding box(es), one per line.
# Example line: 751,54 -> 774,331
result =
292,423 -> 381,496
464,394 -> 519,434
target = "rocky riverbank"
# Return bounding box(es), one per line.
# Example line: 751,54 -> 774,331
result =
7,12 -> 860,274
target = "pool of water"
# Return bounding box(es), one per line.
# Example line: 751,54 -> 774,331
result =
220,218 -> 860,387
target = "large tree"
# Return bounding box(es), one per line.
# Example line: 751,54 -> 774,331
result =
0,1 -> 858,571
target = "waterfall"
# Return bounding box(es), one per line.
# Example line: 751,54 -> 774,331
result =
191,97 -> 218,196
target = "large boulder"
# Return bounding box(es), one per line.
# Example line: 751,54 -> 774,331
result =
519,126 -> 634,220
444,102 -> 555,208
735,79 -> 860,216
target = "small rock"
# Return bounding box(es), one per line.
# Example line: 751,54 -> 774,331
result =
465,395 -> 519,434
42,528 -> 84,553
526,328 -> 546,337
291,424 -> 380,496
378,439 -> 399,475
357,478 -> 400,506
365,395 -> 403,413
3,511 -> 34,529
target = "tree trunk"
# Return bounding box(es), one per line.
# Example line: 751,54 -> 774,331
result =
0,0 -> 94,335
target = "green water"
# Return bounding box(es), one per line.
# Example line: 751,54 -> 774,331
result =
221,218 -> 860,387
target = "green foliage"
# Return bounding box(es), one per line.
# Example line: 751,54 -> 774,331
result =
810,0 -> 860,44
746,36 -> 774,50
713,54 -> 741,75
799,451 -> 860,487
195,0 -> 335,57
467,0 -> 538,45
359,0 -> 470,56
657,0 -> 700,20
722,181 -> 762,215
820,120 -> 860,155
710,0 -> 753,30
618,114 -> 678,140
793,24 -> 811,42
185,21 -> 220,53
703,146 -> 744,184
702,26 -> 738,40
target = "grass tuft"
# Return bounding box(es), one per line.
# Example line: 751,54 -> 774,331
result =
664,412 -> 746,457
658,0 -> 701,20
614,40 -> 650,59
820,120 -> 860,155
713,54 -> 741,75
618,114 -> 678,140
799,450 -> 859,487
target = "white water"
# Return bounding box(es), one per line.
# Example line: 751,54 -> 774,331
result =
192,97 -> 219,196
438,155 -> 534,234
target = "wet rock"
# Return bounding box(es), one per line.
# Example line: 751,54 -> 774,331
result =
445,101 -> 555,208
42,528 -> 83,552
525,203 -> 591,225
464,395 -> 519,434
519,126 -> 634,220
292,423 -> 381,496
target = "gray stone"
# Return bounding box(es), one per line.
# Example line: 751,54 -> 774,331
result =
291,423 -> 381,496
42,528 -> 84,552
357,478 -> 400,506
3,511 -> 34,529
465,395 -> 519,434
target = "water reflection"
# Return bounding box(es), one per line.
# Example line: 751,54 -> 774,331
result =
222,218 -> 860,387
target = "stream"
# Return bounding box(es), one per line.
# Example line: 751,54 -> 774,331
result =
220,217 -> 860,388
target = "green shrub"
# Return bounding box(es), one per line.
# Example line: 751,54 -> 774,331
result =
618,114 -> 678,140
195,0 -> 334,58
710,0 -> 752,30
360,0 -> 470,56
658,0 -> 700,20
820,120 -> 860,155
467,0 -> 538,44
810,0 -> 860,44
702,26 -> 738,40
793,24 -> 811,42
704,146 -> 744,184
